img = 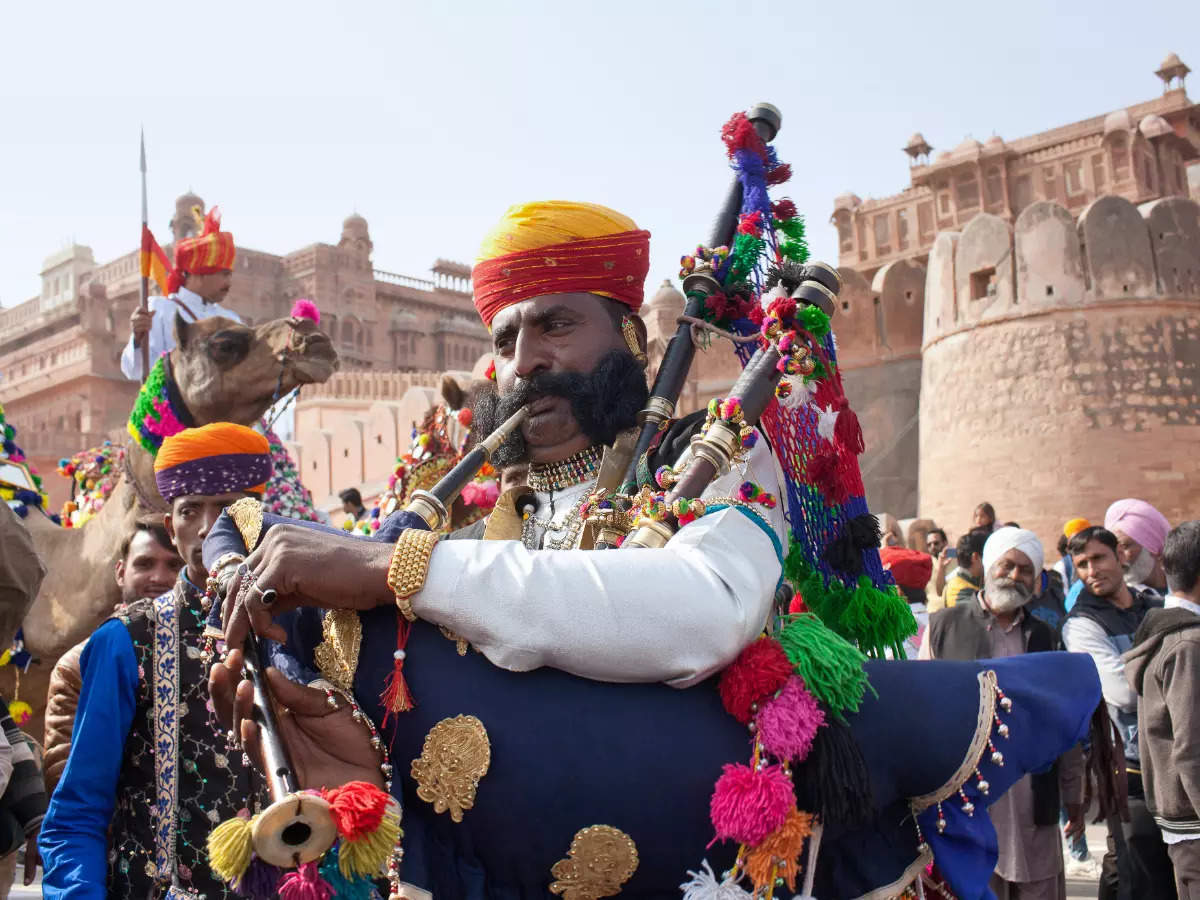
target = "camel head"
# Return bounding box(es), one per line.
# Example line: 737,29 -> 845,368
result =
170,312 -> 338,426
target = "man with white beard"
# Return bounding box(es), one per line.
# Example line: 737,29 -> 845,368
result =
1106,498 -> 1170,600
923,527 -> 1085,900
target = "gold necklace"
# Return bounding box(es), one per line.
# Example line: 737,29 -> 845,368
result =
521,481 -> 595,550
528,445 -> 603,493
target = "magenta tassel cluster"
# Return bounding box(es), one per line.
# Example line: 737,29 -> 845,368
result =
710,762 -> 794,846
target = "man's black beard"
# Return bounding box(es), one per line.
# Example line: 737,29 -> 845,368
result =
472,349 -> 649,469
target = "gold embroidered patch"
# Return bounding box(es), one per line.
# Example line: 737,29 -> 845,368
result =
549,825 -> 639,900
227,497 -> 264,550
313,610 -> 362,692
411,715 -> 491,822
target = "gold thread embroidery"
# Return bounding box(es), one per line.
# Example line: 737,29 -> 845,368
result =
549,825 -> 639,900
313,610 -> 362,692
227,497 -> 264,550
411,715 -> 491,822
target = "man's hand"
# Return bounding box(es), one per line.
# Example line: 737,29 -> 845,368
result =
1063,803 -> 1086,841
937,549 -> 955,575
22,832 -> 38,886
223,524 -> 394,649
129,306 -> 153,347
209,649 -> 384,790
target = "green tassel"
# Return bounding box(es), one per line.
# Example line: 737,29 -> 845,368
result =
839,576 -> 918,659
777,613 -> 871,721
729,233 -> 765,281
128,358 -> 168,453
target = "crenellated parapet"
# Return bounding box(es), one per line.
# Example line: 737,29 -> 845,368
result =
923,194 -> 1200,348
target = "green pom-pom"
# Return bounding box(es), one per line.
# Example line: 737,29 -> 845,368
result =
777,613 -> 872,720
798,305 -> 831,338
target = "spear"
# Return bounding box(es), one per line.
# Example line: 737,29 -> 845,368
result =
138,128 -> 150,383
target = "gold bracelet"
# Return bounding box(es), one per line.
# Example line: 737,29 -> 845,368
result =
387,529 -> 440,621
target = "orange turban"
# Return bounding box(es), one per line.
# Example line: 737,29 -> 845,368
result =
471,201 -> 650,328
154,423 -> 271,501
168,206 -> 236,294
1062,517 -> 1091,539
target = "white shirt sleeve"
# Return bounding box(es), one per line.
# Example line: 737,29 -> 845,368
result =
120,295 -> 173,380
411,437 -> 786,688
1062,616 -> 1137,711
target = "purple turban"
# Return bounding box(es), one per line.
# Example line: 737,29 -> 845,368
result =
1104,499 -> 1170,556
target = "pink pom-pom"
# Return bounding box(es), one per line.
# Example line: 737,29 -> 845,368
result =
756,676 -> 825,763
290,299 -> 321,324
710,763 -> 794,846
277,861 -> 332,900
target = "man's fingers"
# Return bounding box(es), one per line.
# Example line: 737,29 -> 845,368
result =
208,659 -> 238,729
22,836 -> 37,884
234,674 -> 255,751
239,716 -> 265,773
265,668 -> 335,718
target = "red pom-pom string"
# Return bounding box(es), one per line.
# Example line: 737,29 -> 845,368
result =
766,162 -> 793,185
718,636 -> 795,723
772,198 -> 798,221
380,616 -> 414,728
323,781 -> 390,840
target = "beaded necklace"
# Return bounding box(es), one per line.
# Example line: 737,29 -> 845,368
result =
527,445 -> 602,493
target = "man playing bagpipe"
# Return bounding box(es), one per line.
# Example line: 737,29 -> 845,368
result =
202,197 -> 1105,900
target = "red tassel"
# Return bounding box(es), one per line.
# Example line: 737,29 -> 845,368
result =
324,781 -> 390,840
379,615 -> 414,728
834,405 -> 865,456
812,378 -> 839,410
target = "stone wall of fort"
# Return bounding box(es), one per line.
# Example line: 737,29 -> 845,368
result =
918,194 -> 1200,548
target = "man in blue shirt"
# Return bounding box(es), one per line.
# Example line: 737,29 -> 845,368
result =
39,423 -> 273,898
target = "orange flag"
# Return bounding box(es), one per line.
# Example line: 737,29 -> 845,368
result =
140,225 -> 172,296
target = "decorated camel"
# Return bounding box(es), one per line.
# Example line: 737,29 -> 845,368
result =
16,309 -> 337,736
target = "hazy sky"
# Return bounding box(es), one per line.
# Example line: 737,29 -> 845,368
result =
0,1 -> 1195,307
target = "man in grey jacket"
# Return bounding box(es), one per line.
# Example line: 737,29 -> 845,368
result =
1125,520 -> 1200,898
1063,525 -> 1172,900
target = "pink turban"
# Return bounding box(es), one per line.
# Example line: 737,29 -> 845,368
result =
1104,499 -> 1170,556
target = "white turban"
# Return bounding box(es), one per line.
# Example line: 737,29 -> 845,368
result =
982,526 -> 1044,576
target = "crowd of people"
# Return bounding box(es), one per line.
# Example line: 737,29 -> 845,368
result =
880,498 -> 1200,900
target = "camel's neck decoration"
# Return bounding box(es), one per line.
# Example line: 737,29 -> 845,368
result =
0,402 -> 53,519
127,355 -> 195,454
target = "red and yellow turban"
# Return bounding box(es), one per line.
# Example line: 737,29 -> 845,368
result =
154,423 -> 271,502
168,206 -> 237,294
471,201 -> 651,328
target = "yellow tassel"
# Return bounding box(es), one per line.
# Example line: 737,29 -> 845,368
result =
338,809 -> 402,878
208,814 -> 256,883
744,807 -> 813,893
